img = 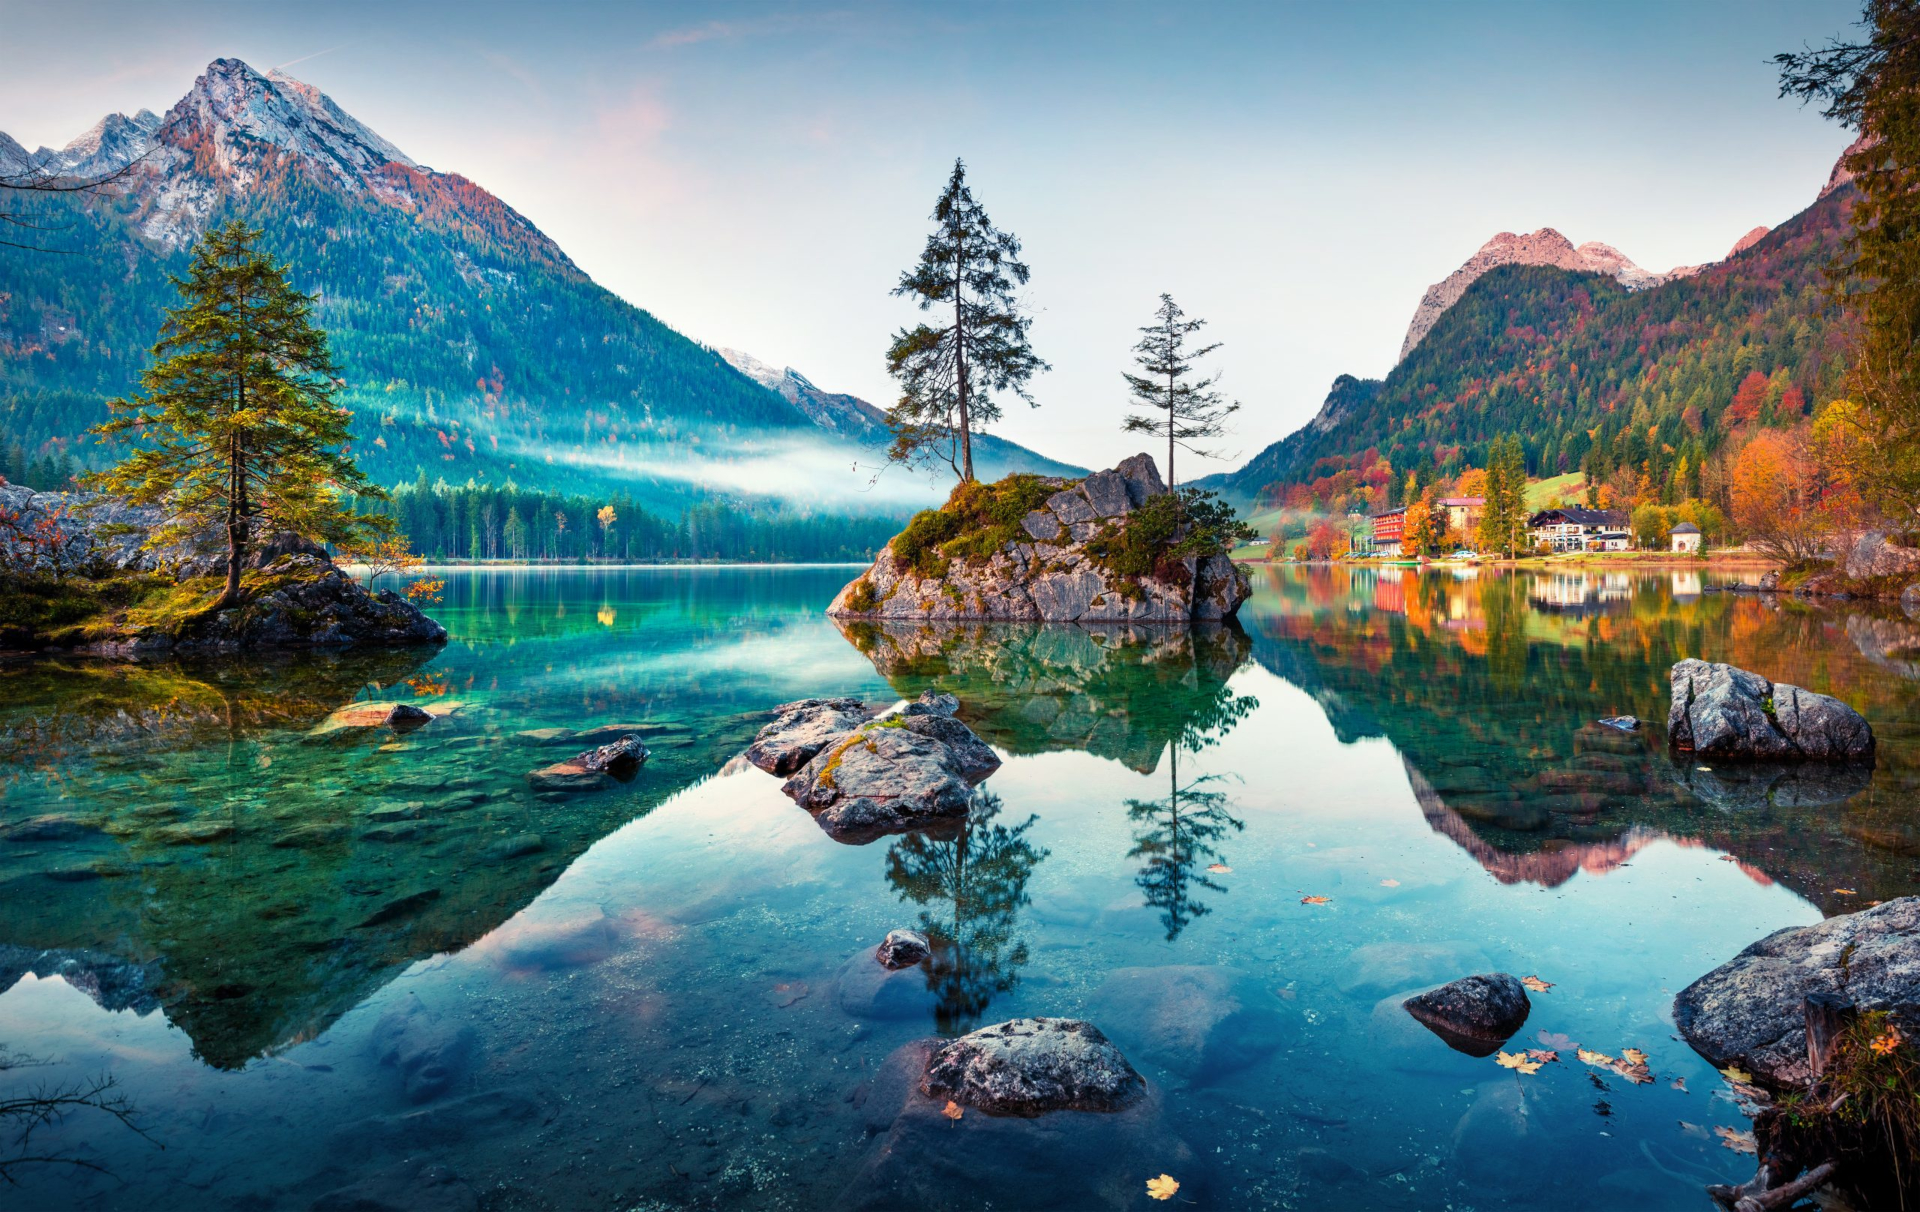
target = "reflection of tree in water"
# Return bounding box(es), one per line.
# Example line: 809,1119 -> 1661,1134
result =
884,789 -> 1047,1033
1126,679 -> 1256,940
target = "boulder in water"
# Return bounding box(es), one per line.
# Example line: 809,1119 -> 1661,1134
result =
780,709 -> 1000,842
919,1017 -> 1145,1116
1402,973 -> 1531,1055
1668,658 -> 1873,761
746,697 -> 874,775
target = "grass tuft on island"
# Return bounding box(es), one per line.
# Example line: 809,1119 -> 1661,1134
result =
890,474 -> 1074,579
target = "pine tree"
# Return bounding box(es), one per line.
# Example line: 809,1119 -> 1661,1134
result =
1121,294 -> 1238,489
87,221 -> 384,606
885,160 -> 1049,482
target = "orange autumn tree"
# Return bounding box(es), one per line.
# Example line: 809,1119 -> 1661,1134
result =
1728,427 -> 1864,563
1401,496 -> 1437,554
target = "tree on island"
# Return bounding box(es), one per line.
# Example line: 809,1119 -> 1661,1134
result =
1121,293 -> 1238,490
885,159 -> 1048,482
1780,1 -> 1920,523
87,221 -> 385,607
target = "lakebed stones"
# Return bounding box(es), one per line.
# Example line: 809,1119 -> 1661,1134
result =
1598,715 -> 1639,732
919,1017 -> 1145,1116
826,453 -> 1250,624
1673,895 -> 1920,1088
1092,964 -> 1286,1082
1402,973 -> 1532,1056
313,699 -> 462,737
526,734 -> 649,793
745,697 -> 875,775
777,702 -> 1000,843
1668,658 -> 1874,761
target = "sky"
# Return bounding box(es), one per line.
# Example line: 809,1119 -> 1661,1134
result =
0,0 -> 1865,476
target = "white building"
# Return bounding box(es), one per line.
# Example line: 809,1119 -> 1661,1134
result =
1670,522 -> 1702,553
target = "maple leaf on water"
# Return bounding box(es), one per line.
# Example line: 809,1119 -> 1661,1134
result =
1300,895 -> 1330,905
1497,1050 -> 1543,1075
942,1100 -> 963,1121
1521,975 -> 1553,993
1719,1065 -> 1753,1084
1207,863 -> 1232,874
1537,1030 -> 1575,1050
1146,1174 -> 1180,1201
1577,1048 -> 1615,1067
1526,1049 -> 1560,1064
1714,1126 -> 1757,1155
1621,1048 -> 1648,1066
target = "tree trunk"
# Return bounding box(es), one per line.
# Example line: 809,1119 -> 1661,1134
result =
219,431 -> 245,609
954,227 -> 973,482
1804,993 -> 1855,1081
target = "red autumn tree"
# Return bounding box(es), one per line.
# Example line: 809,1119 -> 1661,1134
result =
1727,371 -> 1771,425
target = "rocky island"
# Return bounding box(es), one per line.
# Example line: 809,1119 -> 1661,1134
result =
0,484 -> 445,654
828,454 -> 1250,624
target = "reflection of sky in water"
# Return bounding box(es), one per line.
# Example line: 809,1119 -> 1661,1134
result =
0,566 -> 1912,1209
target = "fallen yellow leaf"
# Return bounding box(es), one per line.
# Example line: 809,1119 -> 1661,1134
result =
1146,1173 -> 1180,1201
1834,888 -> 1857,896
1621,1048 -> 1647,1066
1496,1050 -> 1543,1074
1521,975 -> 1553,993
1300,895 -> 1330,905
1207,863 -> 1232,874
1577,1048 -> 1615,1067
942,1100 -> 963,1121
1714,1125 -> 1757,1155
1719,1065 -> 1753,1084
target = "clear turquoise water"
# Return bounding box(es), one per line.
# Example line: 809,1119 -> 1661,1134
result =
1,564 -> 1916,1209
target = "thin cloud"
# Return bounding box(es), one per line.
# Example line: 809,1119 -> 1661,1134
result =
271,40 -> 361,73
648,11 -> 851,50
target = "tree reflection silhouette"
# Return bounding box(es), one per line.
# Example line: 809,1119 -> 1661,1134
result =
884,788 -> 1047,1033
1127,748 -> 1245,940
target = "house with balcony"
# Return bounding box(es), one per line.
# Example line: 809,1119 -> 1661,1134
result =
1434,496 -> 1485,539
1370,506 -> 1407,557
1527,507 -> 1629,552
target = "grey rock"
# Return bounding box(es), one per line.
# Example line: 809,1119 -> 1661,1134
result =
836,949 -> 936,1019
1668,658 -> 1873,761
746,697 -> 871,775
1845,530 -> 1920,580
781,712 -> 999,842
575,734 -> 648,773
1047,488 -> 1099,527
1598,715 -> 1639,732
920,1017 -> 1145,1116
903,689 -> 959,718
1113,452 -> 1168,505
370,994 -> 476,1104
1403,973 -> 1531,1054
877,927 -> 930,969
1078,470 -> 1133,519
386,702 -> 433,730
1020,509 -> 1061,542
1674,895 -> 1920,1087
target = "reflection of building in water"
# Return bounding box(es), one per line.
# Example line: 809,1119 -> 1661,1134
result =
1527,572 -> 1632,613
1671,571 -> 1702,597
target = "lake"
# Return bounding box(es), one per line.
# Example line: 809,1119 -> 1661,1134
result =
2,563 -> 1916,1210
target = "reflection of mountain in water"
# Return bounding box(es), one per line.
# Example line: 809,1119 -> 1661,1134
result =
1248,565 -> 1920,911
835,619 -> 1254,773
0,650 -> 756,1070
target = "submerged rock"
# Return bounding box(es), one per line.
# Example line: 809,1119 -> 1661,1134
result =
919,1017 -> 1146,1116
526,735 -> 647,793
310,1160 -> 479,1212
746,697 -> 874,775
1403,973 -> 1531,1055
386,703 -> 433,731
876,927 -> 931,970
780,710 -> 1000,842
842,1037 -> 1192,1211
1673,895 -> 1920,1088
1668,658 -> 1874,761
826,454 -> 1250,624
1093,964 -> 1286,1081
1598,715 -> 1639,732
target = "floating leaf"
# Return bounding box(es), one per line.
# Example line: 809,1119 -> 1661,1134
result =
1834,888 -> 1857,896
1146,1174 -> 1180,1201
1526,1049 -> 1561,1064
1714,1126 -> 1757,1155
1671,1077 -> 1688,1092
1380,878 -> 1400,887
942,1100 -> 963,1121
1521,975 -> 1553,993
1719,1065 -> 1753,1084
1300,895 -> 1330,905
1497,1050 -> 1543,1074
1621,1048 -> 1647,1066
1537,1030 -> 1576,1050
1577,1048 -> 1615,1067
1207,863 -> 1232,874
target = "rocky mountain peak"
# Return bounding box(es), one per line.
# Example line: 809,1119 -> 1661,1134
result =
1728,225 -> 1771,257
1821,133 -> 1872,199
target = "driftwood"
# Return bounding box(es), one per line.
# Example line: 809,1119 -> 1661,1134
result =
1707,996 -> 1847,1210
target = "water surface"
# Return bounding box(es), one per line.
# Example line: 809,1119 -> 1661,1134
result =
2,564 -> 1916,1209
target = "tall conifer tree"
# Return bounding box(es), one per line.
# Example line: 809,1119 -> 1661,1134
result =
88,221 -> 383,606
885,160 -> 1048,482
1121,294 -> 1238,489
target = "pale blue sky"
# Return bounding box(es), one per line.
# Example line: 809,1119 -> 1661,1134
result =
0,0 -> 1861,472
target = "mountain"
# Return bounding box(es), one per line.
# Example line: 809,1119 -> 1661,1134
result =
0,58 -> 1067,512
1206,150 -> 1854,506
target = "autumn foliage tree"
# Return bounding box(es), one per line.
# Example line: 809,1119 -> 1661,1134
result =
1401,496 -> 1436,554
1727,370 -> 1772,425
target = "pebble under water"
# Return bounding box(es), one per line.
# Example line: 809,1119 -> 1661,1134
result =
2,563 -> 1917,1210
